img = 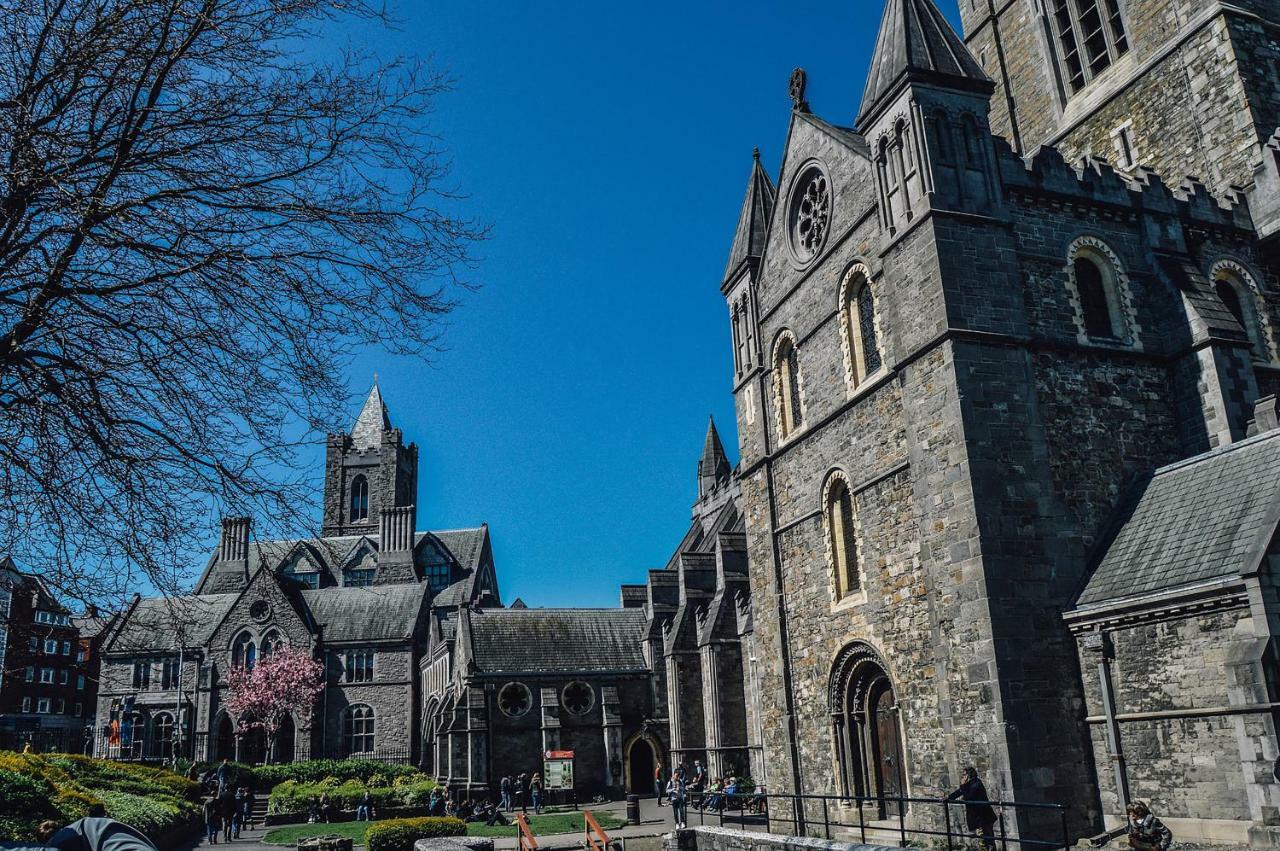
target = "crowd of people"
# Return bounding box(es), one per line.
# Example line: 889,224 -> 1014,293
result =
652,760 -> 765,830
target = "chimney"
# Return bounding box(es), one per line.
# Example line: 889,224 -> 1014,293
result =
219,517 -> 251,563
377,505 -> 417,584
1247,395 -> 1280,437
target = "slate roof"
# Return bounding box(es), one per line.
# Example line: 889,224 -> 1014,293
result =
857,0 -> 990,128
107,594 -> 240,653
351,382 -> 393,450
699,418 -> 732,484
466,608 -> 648,674
1074,429 -> 1280,609
301,583 -> 428,642
724,152 -> 776,281
430,528 -> 486,572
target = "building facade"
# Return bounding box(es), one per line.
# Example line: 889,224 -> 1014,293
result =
96,385 -> 498,764
723,0 -> 1280,845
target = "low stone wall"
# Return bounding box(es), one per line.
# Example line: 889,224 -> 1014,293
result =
414,838 -> 494,851
663,826 -> 899,851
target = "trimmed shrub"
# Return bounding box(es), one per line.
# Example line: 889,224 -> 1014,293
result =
251,760 -> 422,790
267,778 -> 437,815
0,767 -> 59,840
365,817 -> 465,851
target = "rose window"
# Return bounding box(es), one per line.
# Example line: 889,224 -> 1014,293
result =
561,681 -> 594,715
790,167 -> 831,262
498,682 -> 532,717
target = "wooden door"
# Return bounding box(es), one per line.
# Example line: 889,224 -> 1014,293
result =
871,685 -> 903,803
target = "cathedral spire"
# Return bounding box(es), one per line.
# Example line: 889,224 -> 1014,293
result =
723,149 -> 776,284
351,379 -> 393,451
698,416 -> 732,498
856,0 -> 991,132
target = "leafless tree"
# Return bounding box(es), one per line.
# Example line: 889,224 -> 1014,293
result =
0,0 -> 483,603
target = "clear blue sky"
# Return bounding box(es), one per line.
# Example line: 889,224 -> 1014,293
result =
321,0 -> 965,607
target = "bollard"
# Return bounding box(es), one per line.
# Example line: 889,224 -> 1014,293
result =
626,794 -> 641,826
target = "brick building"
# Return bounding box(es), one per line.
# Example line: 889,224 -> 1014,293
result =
719,0 -> 1280,845
0,558 -> 94,752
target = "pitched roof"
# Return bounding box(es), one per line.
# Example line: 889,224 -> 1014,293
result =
1074,430 -> 1280,609
429,528 -> 486,572
856,0 -> 990,129
351,381 -> 393,450
301,583 -> 428,642
107,594 -> 241,653
466,608 -> 648,674
723,151 -> 776,282
699,417 -> 732,483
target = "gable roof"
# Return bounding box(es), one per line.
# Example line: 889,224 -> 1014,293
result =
724,151 -> 776,282
856,0 -> 990,130
301,583 -> 428,642
106,594 -> 241,653
465,608 -> 648,674
1073,429 -> 1280,610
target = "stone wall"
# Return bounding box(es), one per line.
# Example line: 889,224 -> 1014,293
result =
663,826 -> 898,851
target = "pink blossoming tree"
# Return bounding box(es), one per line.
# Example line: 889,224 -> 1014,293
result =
225,646 -> 325,763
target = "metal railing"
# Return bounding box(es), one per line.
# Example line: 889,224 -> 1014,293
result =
689,791 -> 1070,851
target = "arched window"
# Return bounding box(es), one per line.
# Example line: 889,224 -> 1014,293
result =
344,705 -> 375,756
773,335 -> 804,440
231,631 -> 257,671
841,267 -> 881,391
930,110 -> 953,166
1075,256 -> 1116,339
153,712 -> 174,760
1050,0 -> 1129,94
350,475 -> 369,522
1213,265 -> 1268,361
1066,238 -> 1134,344
261,630 -> 284,658
825,476 -> 860,600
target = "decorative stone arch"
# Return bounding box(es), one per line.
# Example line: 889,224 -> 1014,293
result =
1211,258 -> 1278,364
770,329 -> 807,442
837,263 -> 884,397
828,640 -> 907,810
821,469 -> 865,605
230,628 -> 258,669
622,729 -> 664,795
1065,235 -> 1142,349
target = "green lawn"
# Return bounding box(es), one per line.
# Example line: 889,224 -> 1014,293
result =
263,812 -> 628,846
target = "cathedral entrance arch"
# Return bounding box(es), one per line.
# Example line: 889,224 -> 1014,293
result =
625,734 -> 658,796
214,714 -> 235,761
829,641 -> 906,818
273,715 -> 296,764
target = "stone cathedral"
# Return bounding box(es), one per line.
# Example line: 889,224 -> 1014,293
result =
720,0 -> 1280,846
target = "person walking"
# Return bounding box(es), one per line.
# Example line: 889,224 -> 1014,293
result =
231,788 -> 245,839
516,773 -> 528,814
531,774 -> 543,815
241,788 -> 256,832
203,797 -> 221,845
500,775 -> 512,812
654,761 -> 665,806
1126,802 -> 1173,851
219,790 -> 237,842
945,767 -> 998,850
667,777 -> 687,829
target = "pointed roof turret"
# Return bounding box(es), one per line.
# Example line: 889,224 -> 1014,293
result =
698,417 -> 732,497
856,0 -> 991,132
351,379 -> 392,450
723,149 -> 776,283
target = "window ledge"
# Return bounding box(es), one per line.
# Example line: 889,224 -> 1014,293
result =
831,591 -> 868,613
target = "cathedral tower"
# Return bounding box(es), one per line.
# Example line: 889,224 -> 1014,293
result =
321,382 -> 419,538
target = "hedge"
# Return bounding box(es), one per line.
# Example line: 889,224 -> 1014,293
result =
365,817 -> 465,851
267,776 -> 437,815
189,759 -> 424,792
0,753 -> 199,842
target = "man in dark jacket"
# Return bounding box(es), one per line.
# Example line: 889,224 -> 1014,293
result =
946,767 -> 998,849
1126,802 -> 1173,851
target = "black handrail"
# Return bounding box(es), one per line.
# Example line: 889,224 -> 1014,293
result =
689,790 -> 1070,850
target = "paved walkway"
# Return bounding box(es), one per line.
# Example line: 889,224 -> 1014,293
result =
176,798 -> 678,851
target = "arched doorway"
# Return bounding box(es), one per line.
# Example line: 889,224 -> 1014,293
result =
241,728 -> 266,765
214,714 -> 235,761
829,642 -> 906,818
626,737 -> 657,796
273,715 -> 296,764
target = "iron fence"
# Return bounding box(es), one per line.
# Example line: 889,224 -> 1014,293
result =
690,792 -> 1070,851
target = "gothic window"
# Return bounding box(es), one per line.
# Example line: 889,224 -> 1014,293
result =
1051,0 -> 1128,94
132,660 -> 150,689
153,712 -> 174,760
350,475 -> 370,522
344,705 -> 375,755
841,266 -> 881,392
561,681 -> 595,715
344,649 -> 375,683
825,476 -> 861,600
498,682 -> 533,717
772,334 -> 804,440
1075,257 -> 1115,339
1213,264 -> 1269,361
788,166 -> 831,262
160,656 -> 179,690
261,630 -> 285,657
231,632 -> 257,671
877,121 -> 918,230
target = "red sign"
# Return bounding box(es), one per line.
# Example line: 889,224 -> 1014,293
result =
544,750 -> 574,759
